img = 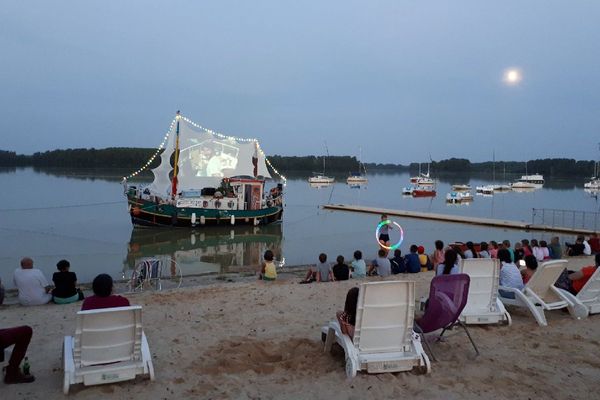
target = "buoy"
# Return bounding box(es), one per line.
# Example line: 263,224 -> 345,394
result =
253,218 -> 259,226
190,233 -> 196,245
132,206 -> 141,216
230,215 -> 235,225
200,215 -> 206,225
191,213 -> 197,225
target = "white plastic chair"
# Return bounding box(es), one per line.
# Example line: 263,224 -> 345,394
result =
321,281 -> 430,378
63,306 -> 155,394
499,260 -> 588,326
576,266 -> 600,314
459,258 -> 511,325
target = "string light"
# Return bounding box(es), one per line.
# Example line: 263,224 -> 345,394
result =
123,113 -> 286,184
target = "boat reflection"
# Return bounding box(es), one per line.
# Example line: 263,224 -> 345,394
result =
124,224 -> 283,277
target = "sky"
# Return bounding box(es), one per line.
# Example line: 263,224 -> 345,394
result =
1,1 -> 599,163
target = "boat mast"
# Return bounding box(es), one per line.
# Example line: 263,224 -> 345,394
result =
171,111 -> 181,200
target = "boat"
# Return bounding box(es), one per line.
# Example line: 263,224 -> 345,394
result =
451,184 -> 471,191
512,162 -> 544,188
584,151 -> 600,190
412,187 -> 436,197
446,191 -> 473,204
123,112 -> 285,227
409,163 -> 435,186
491,184 -> 511,192
309,143 -> 334,184
402,186 -> 415,195
308,175 -> 335,184
347,147 -> 368,185
476,185 -> 494,195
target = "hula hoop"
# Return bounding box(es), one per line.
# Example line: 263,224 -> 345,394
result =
375,219 -> 404,250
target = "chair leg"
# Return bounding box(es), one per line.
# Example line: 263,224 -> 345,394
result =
459,321 -> 480,357
414,324 -> 437,362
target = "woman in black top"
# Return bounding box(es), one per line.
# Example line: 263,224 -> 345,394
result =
52,260 -> 84,304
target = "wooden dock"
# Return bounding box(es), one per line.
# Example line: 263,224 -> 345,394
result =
322,204 -> 596,235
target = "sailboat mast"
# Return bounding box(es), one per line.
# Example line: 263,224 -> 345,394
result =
171,111 -> 181,199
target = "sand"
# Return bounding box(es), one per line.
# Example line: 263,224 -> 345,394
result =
1,256 -> 599,400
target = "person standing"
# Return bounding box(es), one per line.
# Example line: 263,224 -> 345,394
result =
13,257 -> 52,306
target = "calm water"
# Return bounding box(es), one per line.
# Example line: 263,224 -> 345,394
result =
1,167 -> 599,288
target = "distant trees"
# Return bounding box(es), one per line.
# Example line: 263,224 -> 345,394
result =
0,148 -> 596,177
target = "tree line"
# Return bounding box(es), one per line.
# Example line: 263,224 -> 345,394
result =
0,148 -> 596,177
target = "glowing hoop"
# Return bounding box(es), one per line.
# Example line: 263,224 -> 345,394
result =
375,219 -> 404,250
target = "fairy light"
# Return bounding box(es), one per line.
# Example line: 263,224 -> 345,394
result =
123,113 -> 287,184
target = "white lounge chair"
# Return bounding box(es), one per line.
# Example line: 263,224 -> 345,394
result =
63,306 -> 155,394
499,260 -> 588,326
576,266 -> 600,314
321,281 -> 430,378
459,258 -> 511,325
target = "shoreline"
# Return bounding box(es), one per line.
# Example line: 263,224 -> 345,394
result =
1,263 -> 599,399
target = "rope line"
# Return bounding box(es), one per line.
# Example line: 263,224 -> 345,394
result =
0,201 -> 123,212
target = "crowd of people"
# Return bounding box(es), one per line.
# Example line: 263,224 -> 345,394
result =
1,257 -> 131,384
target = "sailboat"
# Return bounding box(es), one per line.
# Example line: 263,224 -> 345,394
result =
347,148 -> 368,185
308,143 -> 334,184
123,112 -> 285,227
511,161 -> 544,189
584,144 -> 600,190
409,163 -> 435,186
490,154 -> 511,192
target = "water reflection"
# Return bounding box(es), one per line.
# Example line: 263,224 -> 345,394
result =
124,224 -> 283,277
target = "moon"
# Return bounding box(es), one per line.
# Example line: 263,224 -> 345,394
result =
503,68 -> 522,85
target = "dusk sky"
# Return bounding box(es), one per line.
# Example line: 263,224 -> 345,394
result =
1,1 -> 599,163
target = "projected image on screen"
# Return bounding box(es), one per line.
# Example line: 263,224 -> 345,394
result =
181,140 -> 240,178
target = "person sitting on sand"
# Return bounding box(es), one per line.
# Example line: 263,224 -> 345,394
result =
431,240 -> 445,268
498,248 -> 524,298
539,240 -> 551,260
81,274 -> 130,311
259,250 -> 277,281
531,239 -> 543,262
417,246 -> 433,271
301,253 -> 332,283
478,242 -> 490,258
436,248 -> 459,276
521,255 -> 538,285
549,236 -> 562,259
332,255 -> 350,281
521,239 -> 533,257
350,250 -> 366,278
13,257 -> 52,306
368,249 -> 391,277
390,249 -> 406,274
489,241 -> 499,258
0,325 -> 35,384
463,241 -> 478,259
589,233 -> 600,254
566,236 -> 585,256
503,240 -> 514,262
52,259 -> 84,304
404,245 -> 421,274
336,287 -> 359,339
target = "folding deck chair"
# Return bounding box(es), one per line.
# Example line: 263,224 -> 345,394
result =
499,259 -> 588,326
575,266 -> 600,314
459,258 -> 511,325
63,306 -> 155,394
321,281 -> 430,378
414,274 -> 479,361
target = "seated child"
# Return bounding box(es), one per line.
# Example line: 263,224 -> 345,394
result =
368,249 -> 391,277
350,250 -> 366,278
404,245 -> 421,273
521,255 -> 538,285
52,259 -> 84,304
302,253 -> 332,283
259,250 -> 277,281
390,249 -> 406,274
417,246 -> 432,272
332,255 -> 350,281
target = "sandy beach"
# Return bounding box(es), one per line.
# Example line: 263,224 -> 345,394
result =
2,256 -> 599,400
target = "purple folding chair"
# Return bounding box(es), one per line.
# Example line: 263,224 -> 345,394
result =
414,274 -> 479,361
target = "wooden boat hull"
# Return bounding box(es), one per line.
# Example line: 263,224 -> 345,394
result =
127,195 -> 283,227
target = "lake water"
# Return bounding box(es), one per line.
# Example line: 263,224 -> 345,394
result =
1,167 -> 599,288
